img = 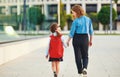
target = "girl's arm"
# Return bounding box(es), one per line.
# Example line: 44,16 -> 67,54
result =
45,38 -> 50,58
61,36 -> 67,48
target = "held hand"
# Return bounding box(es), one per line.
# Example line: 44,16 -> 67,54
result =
67,37 -> 71,47
89,41 -> 92,47
67,41 -> 69,47
45,55 -> 48,59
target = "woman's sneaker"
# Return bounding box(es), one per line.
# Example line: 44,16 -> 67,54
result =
79,73 -> 83,77
82,68 -> 87,76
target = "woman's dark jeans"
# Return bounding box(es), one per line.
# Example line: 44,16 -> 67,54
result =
72,33 -> 89,74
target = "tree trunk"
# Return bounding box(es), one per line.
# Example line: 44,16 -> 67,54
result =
36,25 -> 39,34
19,24 -> 22,31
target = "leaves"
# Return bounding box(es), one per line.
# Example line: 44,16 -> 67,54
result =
28,7 -> 45,26
60,0 -> 66,30
97,6 -> 117,26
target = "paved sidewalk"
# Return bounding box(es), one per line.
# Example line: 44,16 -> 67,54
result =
0,36 -> 120,77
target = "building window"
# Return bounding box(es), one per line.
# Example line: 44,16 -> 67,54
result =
117,4 -> 120,21
117,4 -> 120,15
86,4 -> 97,14
0,7 -> 5,14
10,6 -> 17,14
48,5 -> 57,18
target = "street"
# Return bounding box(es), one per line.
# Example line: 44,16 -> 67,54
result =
0,35 -> 120,77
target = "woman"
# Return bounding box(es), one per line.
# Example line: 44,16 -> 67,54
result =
67,5 -> 94,76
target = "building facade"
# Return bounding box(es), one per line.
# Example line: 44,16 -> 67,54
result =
0,0 -> 120,30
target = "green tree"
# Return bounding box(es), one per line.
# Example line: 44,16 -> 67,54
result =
60,0 -> 66,30
88,13 -> 99,30
28,7 -> 45,31
97,6 -> 117,33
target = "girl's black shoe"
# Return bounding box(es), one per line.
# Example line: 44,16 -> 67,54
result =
54,72 -> 57,77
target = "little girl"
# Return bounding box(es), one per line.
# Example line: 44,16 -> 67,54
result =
45,23 -> 67,77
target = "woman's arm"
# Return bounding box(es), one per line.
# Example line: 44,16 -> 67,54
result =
89,35 -> 93,46
61,36 -> 67,48
89,19 -> 94,46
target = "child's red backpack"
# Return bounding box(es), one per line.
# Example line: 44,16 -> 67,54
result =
49,35 -> 64,58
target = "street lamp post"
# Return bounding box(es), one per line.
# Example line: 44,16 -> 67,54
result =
110,0 -> 113,33
57,0 -> 60,25
23,0 -> 27,38
23,0 -> 27,32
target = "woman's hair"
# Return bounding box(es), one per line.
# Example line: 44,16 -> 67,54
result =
71,5 -> 85,18
50,23 -> 61,36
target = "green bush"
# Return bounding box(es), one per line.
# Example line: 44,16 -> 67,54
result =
66,14 -> 72,30
0,14 -> 17,26
97,6 -> 117,30
60,0 -> 66,30
28,7 -> 45,26
88,13 -> 99,30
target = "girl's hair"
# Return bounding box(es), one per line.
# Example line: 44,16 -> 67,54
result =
71,5 -> 85,18
50,23 -> 61,36
50,23 -> 58,33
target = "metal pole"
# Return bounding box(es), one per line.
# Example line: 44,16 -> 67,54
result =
23,0 -> 26,32
57,0 -> 60,25
110,0 -> 113,33
23,0 -> 27,38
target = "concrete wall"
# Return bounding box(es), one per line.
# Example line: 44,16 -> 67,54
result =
0,37 -> 48,65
